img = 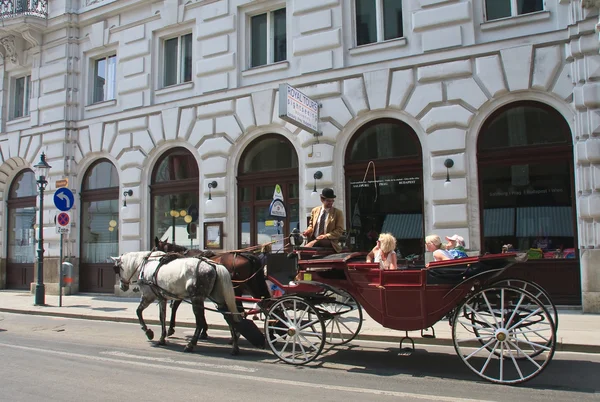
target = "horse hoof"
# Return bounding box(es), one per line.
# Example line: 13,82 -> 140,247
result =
184,345 -> 193,353
227,338 -> 233,345
146,330 -> 154,340
230,348 -> 240,356
199,333 -> 208,340
168,328 -> 175,337
158,339 -> 166,346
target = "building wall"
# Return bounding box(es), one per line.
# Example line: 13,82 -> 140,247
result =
0,0 -> 599,309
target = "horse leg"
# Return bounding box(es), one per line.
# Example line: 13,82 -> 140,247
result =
158,299 -> 168,346
225,312 -> 240,356
185,299 -> 208,353
168,299 -> 181,337
227,288 -> 243,345
136,295 -> 155,341
199,300 -> 209,340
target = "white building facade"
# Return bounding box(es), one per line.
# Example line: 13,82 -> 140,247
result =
0,0 -> 599,311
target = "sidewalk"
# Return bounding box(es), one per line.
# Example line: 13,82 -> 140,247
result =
0,290 -> 598,353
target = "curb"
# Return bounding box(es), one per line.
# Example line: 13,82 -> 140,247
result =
2,308 -> 599,354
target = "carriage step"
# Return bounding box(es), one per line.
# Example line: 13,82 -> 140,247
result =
421,327 -> 436,339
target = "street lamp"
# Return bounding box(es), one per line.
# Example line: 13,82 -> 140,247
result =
33,152 -> 51,306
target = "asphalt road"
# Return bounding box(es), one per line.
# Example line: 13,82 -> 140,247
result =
0,313 -> 598,402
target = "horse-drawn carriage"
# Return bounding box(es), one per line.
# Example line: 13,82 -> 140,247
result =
115,231 -> 558,386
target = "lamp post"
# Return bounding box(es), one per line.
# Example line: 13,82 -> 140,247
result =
34,152 -> 51,306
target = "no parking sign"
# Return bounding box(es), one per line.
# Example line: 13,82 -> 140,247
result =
56,212 -> 70,234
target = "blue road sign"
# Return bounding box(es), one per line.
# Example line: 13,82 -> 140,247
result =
54,188 -> 75,212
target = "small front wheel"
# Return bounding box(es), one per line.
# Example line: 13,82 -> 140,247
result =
316,288 -> 363,345
264,296 -> 325,365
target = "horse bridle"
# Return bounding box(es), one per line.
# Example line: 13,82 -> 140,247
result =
116,250 -> 154,287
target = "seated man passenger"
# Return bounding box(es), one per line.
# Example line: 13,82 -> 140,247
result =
426,234 -> 453,261
445,234 -> 468,259
366,233 -> 398,270
302,188 -> 345,252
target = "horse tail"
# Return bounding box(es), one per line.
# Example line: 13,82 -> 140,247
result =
215,263 -> 241,323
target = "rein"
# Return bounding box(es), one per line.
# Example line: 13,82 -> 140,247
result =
120,250 -> 154,286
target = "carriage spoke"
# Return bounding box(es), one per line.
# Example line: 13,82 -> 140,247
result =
505,293 -> 525,329
482,292 -> 500,327
464,338 -> 496,360
507,307 -> 542,331
298,333 -> 320,351
299,318 -> 322,331
507,340 -> 543,369
270,312 -> 291,328
480,341 -> 499,374
499,342 -> 504,382
466,304 -> 497,329
510,337 -> 552,352
457,318 -> 495,333
506,346 -> 525,380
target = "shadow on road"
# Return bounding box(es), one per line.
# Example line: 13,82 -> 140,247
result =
139,331 -> 599,395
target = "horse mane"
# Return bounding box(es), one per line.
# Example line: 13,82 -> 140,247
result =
122,251 -> 165,277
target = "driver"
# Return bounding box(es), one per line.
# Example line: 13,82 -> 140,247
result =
302,188 -> 345,252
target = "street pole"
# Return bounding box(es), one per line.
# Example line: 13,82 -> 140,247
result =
33,152 -> 51,306
59,233 -> 63,307
34,175 -> 45,306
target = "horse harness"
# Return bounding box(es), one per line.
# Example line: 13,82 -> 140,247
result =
138,252 -> 219,301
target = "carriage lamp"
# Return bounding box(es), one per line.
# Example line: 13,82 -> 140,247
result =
311,171 -> 323,198
122,189 -> 133,207
206,181 -> 218,204
33,152 -> 51,306
289,228 -> 303,247
444,159 -> 454,187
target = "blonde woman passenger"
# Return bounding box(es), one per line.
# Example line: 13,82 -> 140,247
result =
366,233 -> 398,270
425,234 -> 453,261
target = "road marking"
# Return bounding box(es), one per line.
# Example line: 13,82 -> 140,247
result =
0,343 -> 494,402
101,350 -> 257,372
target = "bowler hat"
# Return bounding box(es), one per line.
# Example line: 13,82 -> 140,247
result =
321,188 -> 336,199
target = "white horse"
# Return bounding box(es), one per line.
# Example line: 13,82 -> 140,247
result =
111,251 -> 242,355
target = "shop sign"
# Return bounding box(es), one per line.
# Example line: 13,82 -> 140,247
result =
489,188 -> 564,197
278,83 -> 320,135
350,177 -> 420,188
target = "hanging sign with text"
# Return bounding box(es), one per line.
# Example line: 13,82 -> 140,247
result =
278,83 -> 320,135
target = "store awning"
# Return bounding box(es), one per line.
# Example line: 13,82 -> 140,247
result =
483,208 -> 515,237
381,214 -> 423,239
516,206 -> 574,237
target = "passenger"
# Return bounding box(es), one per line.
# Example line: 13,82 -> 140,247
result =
425,234 -> 453,261
445,234 -> 468,259
366,233 -> 398,270
302,188 -> 345,252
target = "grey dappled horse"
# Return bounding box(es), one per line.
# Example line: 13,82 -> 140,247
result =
112,251 -> 242,355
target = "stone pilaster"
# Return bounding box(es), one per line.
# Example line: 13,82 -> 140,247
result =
575,0 -> 600,312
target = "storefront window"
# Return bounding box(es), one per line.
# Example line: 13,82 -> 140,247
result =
478,102 -> 575,259
151,148 -> 200,248
346,119 -> 424,259
7,171 -> 36,267
81,161 -> 119,264
238,135 -> 299,249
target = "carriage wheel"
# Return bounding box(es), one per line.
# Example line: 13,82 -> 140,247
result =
264,296 -> 325,365
490,279 -> 558,331
315,289 -> 363,345
452,286 -> 556,385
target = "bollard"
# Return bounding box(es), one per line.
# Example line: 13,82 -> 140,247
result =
60,262 -> 74,307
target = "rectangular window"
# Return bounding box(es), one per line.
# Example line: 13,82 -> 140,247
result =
93,55 -> 116,104
14,75 -> 31,119
355,0 -> 403,47
163,33 -> 193,87
485,0 -> 543,21
250,8 -> 287,68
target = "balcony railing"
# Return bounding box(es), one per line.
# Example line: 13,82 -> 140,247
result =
0,0 -> 48,19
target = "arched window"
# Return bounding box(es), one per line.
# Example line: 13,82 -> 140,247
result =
345,119 -> 424,258
6,170 -> 37,289
151,148 -> 199,248
478,101 -> 578,304
80,159 -> 119,292
238,135 -> 299,248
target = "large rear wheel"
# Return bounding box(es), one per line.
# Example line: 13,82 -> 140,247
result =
264,296 -> 325,365
452,286 -> 556,385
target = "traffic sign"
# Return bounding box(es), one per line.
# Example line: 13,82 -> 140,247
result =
56,212 -> 70,234
54,188 -> 74,212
